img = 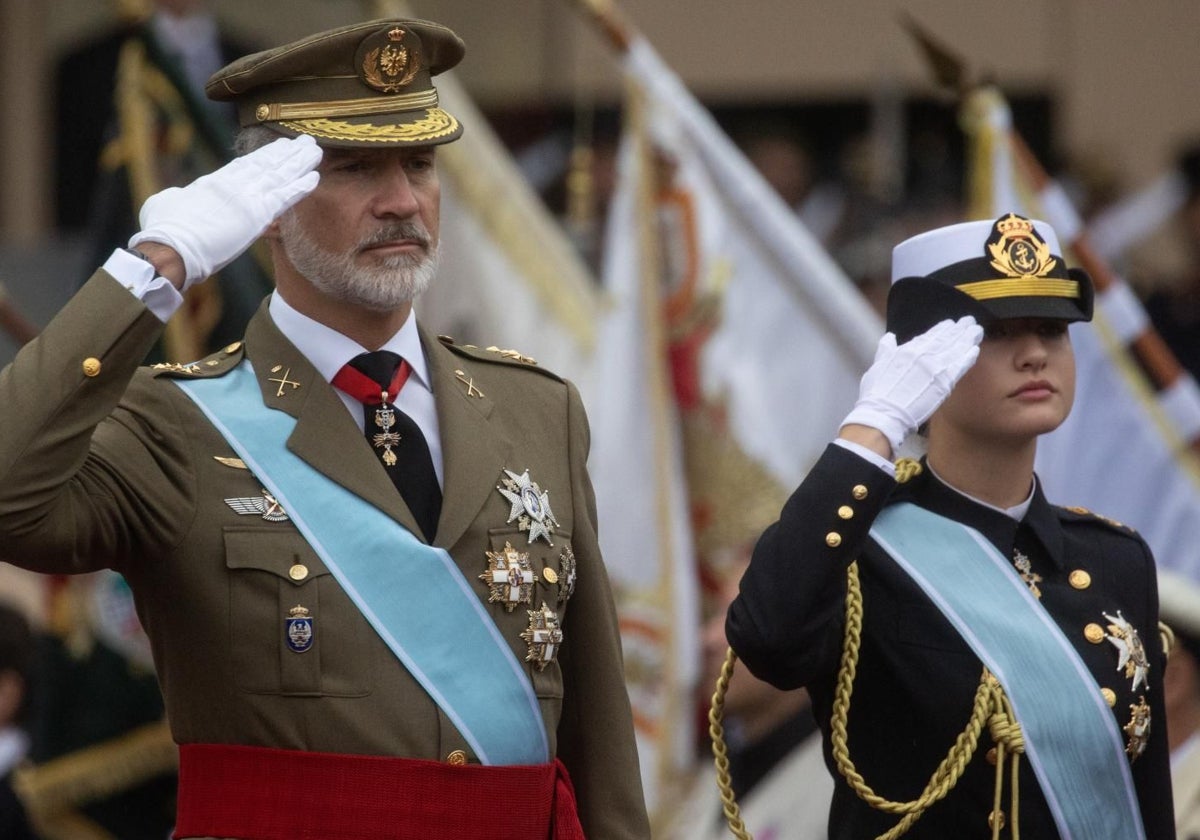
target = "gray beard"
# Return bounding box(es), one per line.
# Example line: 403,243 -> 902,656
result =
278,211 -> 438,312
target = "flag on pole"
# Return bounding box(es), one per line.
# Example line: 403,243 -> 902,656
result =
963,86 -> 1200,579
590,31 -> 883,817
413,67 -> 601,390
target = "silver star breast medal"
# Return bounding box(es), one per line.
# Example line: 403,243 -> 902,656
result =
497,468 -> 560,546
1103,610 -> 1150,693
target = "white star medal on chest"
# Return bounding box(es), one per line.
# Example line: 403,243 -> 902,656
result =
497,468 -> 560,546
1103,610 -> 1150,693
480,542 -> 538,611
521,602 -> 564,670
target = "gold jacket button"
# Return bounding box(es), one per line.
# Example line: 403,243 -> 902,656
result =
543,567 -> 559,584
1084,623 -> 1106,644
1069,570 -> 1091,590
825,532 -> 842,548
1101,687 -> 1117,707
82,357 -> 102,377
985,747 -> 997,766
852,485 -> 868,500
288,564 -> 309,581
446,750 -> 468,766
988,811 -> 1006,831
837,505 -> 854,520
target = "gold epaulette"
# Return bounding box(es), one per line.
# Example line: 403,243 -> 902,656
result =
894,458 -> 923,484
149,341 -> 245,378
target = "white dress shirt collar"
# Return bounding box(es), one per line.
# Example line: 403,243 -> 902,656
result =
265,292 -> 444,489
266,292 -> 431,392
926,460 -> 1035,521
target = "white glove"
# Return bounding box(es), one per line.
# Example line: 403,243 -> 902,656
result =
130,135 -> 323,289
841,316 -> 983,451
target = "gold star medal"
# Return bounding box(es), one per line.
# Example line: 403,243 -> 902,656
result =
521,602 -> 563,671
1104,610 -> 1150,693
1124,696 -> 1151,761
480,542 -> 538,611
497,469 -> 559,546
555,546 -> 578,604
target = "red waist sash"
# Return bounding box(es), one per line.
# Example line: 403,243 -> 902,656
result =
174,743 -> 585,840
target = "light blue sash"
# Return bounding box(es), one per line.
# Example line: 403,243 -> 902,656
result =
176,362 -> 548,766
870,502 -> 1145,840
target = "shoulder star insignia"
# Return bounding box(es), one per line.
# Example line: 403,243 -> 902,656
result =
485,345 -> 538,366
151,361 -> 203,374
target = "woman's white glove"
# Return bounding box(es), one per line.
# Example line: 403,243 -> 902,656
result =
840,316 -> 984,451
130,135 -> 323,289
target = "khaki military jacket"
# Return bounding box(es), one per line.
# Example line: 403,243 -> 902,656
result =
0,270 -> 649,839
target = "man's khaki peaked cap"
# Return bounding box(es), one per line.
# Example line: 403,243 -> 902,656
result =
205,18 -> 465,148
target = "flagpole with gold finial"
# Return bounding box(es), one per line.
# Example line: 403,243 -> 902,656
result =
562,2 -> 751,836
903,14 -> 1200,454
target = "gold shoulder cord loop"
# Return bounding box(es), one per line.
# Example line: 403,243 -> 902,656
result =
1160,621 -> 1175,660
831,561 -> 1024,839
710,647 -> 753,840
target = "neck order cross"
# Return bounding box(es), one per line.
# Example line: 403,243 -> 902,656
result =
331,350 -> 441,542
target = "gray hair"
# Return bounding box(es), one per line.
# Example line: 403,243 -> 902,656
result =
233,125 -> 287,157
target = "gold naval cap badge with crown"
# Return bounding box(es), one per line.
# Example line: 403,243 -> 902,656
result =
986,212 -> 1059,280
885,213 -> 1094,343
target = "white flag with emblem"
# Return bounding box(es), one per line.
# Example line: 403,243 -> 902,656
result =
588,33 -> 882,816
415,68 -> 600,392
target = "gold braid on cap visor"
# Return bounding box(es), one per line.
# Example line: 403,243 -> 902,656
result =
954,278 -> 1081,301
276,109 -> 459,143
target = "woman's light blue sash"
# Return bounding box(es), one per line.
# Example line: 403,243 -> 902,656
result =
870,502 -> 1144,840
176,363 -> 548,766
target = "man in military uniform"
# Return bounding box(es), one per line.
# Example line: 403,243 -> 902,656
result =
0,18 -> 647,839
727,215 -> 1174,838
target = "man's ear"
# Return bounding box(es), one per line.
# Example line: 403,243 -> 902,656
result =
263,219 -> 283,241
